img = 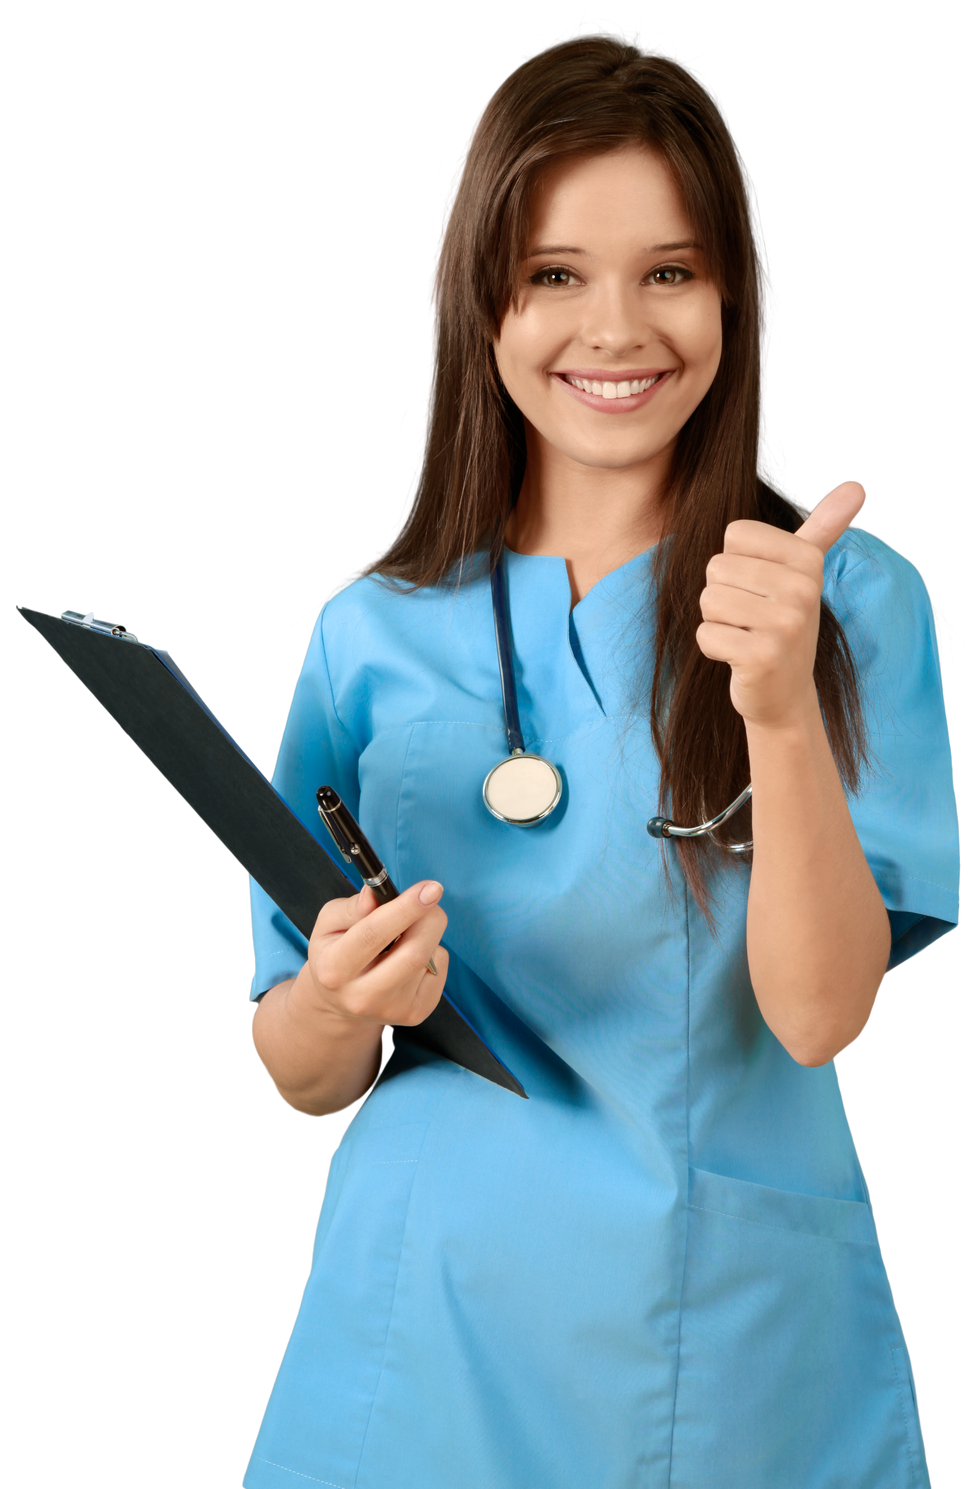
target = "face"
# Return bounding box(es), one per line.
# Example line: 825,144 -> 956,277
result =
493,147 -> 723,476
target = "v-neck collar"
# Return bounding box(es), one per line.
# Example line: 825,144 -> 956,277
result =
501,546 -> 656,730
502,544 -> 657,611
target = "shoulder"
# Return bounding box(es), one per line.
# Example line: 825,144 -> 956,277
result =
314,565 -> 405,631
823,527 -> 942,690
822,527 -> 934,634
319,557 -> 491,647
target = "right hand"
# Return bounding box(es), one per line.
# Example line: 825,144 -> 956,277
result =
304,881 -> 448,1030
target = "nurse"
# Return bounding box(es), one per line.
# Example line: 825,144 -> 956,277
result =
245,37 -> 957,1489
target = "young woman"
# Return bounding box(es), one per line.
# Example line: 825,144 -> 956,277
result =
245,38 -> 957,1489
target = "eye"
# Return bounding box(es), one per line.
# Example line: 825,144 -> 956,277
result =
527,265 -> 693,287
643,266 -> 691,285
527,266 -> 580,285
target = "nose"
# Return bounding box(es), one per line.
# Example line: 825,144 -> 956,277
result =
580,280 -> 648,358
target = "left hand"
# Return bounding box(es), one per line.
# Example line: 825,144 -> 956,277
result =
697,482 -> 866,728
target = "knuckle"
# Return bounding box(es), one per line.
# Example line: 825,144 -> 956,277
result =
357,916 -> 389,956
310,956 -> 342,995
313,892 -> 361,941
341,988 -> 373,1020
313,899 -> 342,934
401,946 -> 432,980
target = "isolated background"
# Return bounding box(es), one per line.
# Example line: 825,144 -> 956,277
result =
7,14 -> 965,1489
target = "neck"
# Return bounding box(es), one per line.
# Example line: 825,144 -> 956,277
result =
500,449 -> 667,607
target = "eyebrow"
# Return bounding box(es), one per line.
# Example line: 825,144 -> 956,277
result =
526,240 -> 701,257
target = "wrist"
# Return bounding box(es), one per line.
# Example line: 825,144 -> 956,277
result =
253,964 -> 386,1117
742,690 -> 824,746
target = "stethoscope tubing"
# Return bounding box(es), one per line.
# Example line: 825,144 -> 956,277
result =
490,557 -> 526,756
490,548 -> 751,846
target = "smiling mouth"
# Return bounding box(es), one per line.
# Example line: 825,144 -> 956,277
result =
553,370 -> 672,405
556,370 -> 664,399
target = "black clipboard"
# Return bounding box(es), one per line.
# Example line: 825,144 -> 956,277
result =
19,606 -> 526,1099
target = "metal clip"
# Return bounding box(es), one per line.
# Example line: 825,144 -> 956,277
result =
59,607 -> 138,643
317,802 -> 357,865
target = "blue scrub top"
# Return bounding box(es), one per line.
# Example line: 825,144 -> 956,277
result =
245,531 -> 958,1489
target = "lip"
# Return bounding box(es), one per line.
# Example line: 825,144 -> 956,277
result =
551,368 -> 675,414
551,364 -> 670,378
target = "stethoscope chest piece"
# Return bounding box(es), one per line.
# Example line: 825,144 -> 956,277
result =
483,750 -> 562,826
486,553 -> 564,828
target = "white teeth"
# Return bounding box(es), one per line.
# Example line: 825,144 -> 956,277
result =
563,373 -> 663,399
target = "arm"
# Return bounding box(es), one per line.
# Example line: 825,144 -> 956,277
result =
253,880 -> 449,1115
250,970 -> 390,1167
744,703 -> 890,1065
253,970 -> 383,1117
698,482 -> 890,1066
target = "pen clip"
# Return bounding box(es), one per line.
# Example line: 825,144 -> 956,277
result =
317,802 -> 358,866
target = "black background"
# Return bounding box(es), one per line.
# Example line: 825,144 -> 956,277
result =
6,81 -> 440,1489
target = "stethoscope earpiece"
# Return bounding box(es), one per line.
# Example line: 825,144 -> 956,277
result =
647,782 -> 753,850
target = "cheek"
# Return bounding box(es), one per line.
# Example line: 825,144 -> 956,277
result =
494,340 -> 515,399
699,330 -> 714,384
494,321 -> 553,412
685,296 -> 723,379
493,324 -> 528,399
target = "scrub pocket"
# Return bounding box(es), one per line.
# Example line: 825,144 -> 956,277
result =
670,1167 -> 929,1489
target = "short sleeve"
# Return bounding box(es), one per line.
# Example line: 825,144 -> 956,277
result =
248,606 -> 362,1000
825,533 -> 959,969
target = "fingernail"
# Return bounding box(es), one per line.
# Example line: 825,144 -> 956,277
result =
418,881 -> 443,905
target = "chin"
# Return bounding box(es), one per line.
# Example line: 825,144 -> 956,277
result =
558,435 -> 671,471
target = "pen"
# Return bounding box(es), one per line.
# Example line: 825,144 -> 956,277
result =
316,785 -> 438,976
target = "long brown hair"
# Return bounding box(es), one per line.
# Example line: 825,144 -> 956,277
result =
368,37 -> 866,908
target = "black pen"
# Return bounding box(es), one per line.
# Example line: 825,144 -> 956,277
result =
316,785 -> 437,975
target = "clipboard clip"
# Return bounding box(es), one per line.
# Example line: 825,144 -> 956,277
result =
61,610 -> 139,643
317,798 -> 361,866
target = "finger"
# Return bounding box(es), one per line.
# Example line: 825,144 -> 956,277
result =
706,552 -> 821,602
795,481 -> 865,556
394,949 -> 449,1026
316,880 -> 441,937
312,885 -> 380,936
696,619 -> 760,666
354,905 -> 448,989
317,883 -> 445,985
342,936 -> 450,1025
699,580 -> 786,628
722,520 -> 823,578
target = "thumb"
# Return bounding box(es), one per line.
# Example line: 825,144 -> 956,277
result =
795,481 -> 866,556
345,885 -> 381,923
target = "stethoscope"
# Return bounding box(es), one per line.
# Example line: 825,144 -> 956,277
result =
482,550 -> 754,849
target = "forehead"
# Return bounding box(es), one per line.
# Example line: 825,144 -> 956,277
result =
527,147 -> 692,248
530,145 -> 667,190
